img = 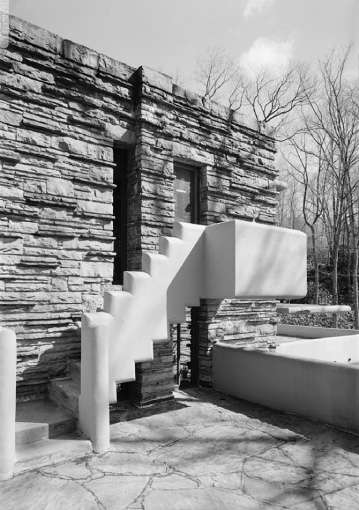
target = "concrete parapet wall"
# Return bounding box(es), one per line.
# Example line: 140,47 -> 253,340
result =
213,343 -> 359,434
277,324 -> 358,338
276,325 -> 359,362
204,221 -> 307,299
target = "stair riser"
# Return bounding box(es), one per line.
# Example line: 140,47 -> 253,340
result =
16,424 -> 48,446
68,361 -> 81,383
15,418 -> 77,447
49,380 -> 79,417
49,418 -> 77,438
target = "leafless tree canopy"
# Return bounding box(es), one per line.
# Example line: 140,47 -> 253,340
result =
280,47 -> 359,326
194,46 -> 314,136
194,46 -> 246,110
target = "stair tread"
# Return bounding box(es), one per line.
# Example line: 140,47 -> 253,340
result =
51,377 -> 81,393
16,399 -> 75,425
15,399 -> 77,446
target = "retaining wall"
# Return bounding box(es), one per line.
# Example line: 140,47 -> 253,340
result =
213,343 -> 359,434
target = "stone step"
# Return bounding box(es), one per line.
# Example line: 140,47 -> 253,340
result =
16,399 -> 77,446
49,377 -> 81,417
68,360 -> 81,383
15,435 -> 92,475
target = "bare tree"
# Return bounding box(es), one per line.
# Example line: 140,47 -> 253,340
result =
194,46 -> 313,138
276,164 -> 304,230
243,63 -> 314,134
284,130 -> 327,303
301,47 -> 359,326
194,47 -> 240,102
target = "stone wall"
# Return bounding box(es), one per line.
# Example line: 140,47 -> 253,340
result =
198,299 -> 277,386
0,16 -> 280,401
0,17 -> 137,398
136,69 -> 280,396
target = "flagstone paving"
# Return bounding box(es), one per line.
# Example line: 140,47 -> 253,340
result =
2,387 -> 359,509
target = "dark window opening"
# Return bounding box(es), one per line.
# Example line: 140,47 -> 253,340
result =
174,163 -> 199,224
113,148 -> 128,285
172,163 -> 200,388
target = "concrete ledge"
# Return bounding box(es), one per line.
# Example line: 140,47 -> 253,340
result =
277,304 -> 351,314
277,324 -> 358,338
213,343 -> 359,434
276,334 -> 359,362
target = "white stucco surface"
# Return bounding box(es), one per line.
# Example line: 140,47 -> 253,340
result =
103,220 -> 307,399
80,219 -> 307,449
104,223 -> 206,401
0,327 -> 16,480
213,343 -> 359,434
204,221 -> 307,299
277,324 -> 358,338
276,324 -> 359,363
276,335 -> 359,362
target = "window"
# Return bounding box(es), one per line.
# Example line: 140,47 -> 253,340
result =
174,163 -> 199,224
112,148 -> 128,284
173,163 -> 200,388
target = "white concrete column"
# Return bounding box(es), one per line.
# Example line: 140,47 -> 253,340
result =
0,327 -> 16,481
79,312 -> 112,454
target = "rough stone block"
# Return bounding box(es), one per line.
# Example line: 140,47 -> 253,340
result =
98,54 -> 135,80
17,128 -> 52,148
140,66 -> 172,94
1,110 -> 22,126
10,16 -> 62,54
62,40 -> 99,69
47,177 -> 74,197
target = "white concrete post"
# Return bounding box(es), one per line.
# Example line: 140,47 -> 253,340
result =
0,327 -> 16,481
79,312 -> 112,454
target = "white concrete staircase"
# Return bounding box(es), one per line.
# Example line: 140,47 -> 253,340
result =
104,222 -> 206,400
48,224 -> 207,436
79,220 -> 307,453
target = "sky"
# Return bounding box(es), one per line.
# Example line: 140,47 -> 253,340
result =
10,0 -> 359,90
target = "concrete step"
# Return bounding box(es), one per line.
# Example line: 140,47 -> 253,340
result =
15,434 -> 92,475
16,399 -> 77,446
14,394 -> 91,476
48,365 -> 146,427
68,360 -> 81,383
49,377 -> 80,417
49,375 -> 131,425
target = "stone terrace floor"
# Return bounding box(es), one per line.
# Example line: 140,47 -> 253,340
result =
2,387 -> 359,509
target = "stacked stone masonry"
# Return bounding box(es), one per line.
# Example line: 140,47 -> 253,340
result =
0,16 -> 279,402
